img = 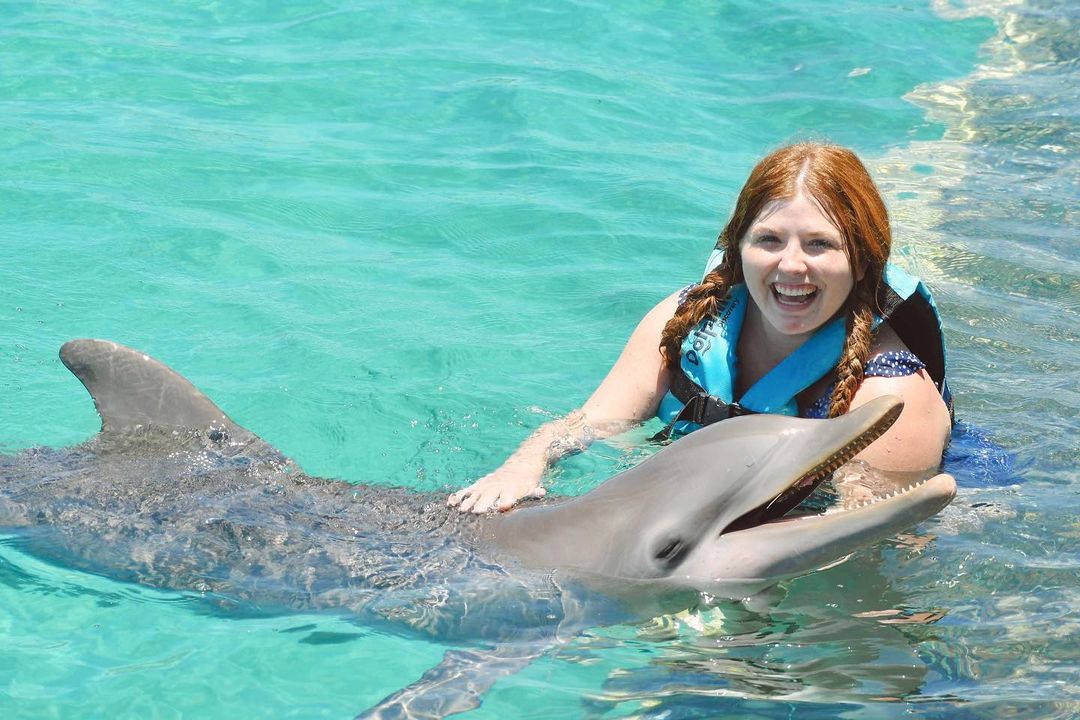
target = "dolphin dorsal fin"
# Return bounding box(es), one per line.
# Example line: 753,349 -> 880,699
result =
60,339 -> 287,462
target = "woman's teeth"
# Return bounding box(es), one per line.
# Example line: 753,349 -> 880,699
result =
772,283 -> 818,306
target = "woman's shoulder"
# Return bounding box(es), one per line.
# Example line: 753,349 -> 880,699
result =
867,321 -> 935,377
649,287 -> 685,324
862,322 -> 936,389
870,321 -> 908,355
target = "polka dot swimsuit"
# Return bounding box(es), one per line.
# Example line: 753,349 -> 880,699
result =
803,350 -> 925,419
676,283 -> 695,306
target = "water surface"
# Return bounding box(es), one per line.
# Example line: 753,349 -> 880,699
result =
1,0 -> 1077,717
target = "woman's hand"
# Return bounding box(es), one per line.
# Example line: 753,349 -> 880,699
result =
447,467 -> 547,514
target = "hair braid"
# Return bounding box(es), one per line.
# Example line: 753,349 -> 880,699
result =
827,286 -> 876,417
659,260 -> 738,367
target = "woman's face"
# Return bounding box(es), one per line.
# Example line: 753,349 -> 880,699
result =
739,191 -> 858,338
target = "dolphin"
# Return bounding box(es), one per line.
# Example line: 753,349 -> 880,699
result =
0,339 -> 956,718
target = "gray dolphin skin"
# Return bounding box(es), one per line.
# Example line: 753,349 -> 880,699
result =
0,339 -> 956,719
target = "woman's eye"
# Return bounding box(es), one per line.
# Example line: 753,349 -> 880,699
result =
755,234 -> 780,245
809,237 -> 838,249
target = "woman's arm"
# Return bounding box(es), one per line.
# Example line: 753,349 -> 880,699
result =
847,324 -> 952,476
447,291 -> 680,513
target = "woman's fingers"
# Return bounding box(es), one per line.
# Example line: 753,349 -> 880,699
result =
455,488 -> 484,513
463,488 -> 498,514
448,484 -> 495,513
493,485 -> 546,512
447,476 -> 545,514
447,478 -> 489,509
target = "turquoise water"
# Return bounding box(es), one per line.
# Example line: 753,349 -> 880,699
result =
1,0 -> 1077,717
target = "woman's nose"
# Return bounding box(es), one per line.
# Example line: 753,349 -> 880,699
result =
777,241 -> 807,275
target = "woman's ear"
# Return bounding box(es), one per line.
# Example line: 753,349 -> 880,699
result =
855,260 -> 868,282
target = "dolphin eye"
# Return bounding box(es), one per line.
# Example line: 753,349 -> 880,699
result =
654,538 -> 687,565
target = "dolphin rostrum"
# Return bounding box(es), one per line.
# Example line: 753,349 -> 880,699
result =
0,339 -> 956,718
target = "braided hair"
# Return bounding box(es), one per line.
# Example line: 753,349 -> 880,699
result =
659,143 -> 892,417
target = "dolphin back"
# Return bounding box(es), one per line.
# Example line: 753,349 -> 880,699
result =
60,339 -> 284,460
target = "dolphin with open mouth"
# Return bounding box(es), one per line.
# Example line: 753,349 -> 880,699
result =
0,339 -> 956,718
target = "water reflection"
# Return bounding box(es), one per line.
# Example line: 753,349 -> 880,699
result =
578,548 -> 945,715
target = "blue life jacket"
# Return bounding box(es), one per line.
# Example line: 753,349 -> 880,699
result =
655,249 -> 951,438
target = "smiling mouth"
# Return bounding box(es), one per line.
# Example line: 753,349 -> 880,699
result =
771,283 -> 818,307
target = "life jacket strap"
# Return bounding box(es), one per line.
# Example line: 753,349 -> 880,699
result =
652,372 -> 754,441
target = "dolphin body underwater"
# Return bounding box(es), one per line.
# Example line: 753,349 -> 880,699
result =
0,340 -> 956,718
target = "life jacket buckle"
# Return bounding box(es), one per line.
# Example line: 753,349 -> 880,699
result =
687,393 -> 746,425
652,394 -> 751,443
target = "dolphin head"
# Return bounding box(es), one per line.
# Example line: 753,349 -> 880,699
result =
677,470 -> 956,597
492,396 -> 955,594
665,397 -> 958,595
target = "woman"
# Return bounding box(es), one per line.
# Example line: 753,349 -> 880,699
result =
449,142 -> 953,514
